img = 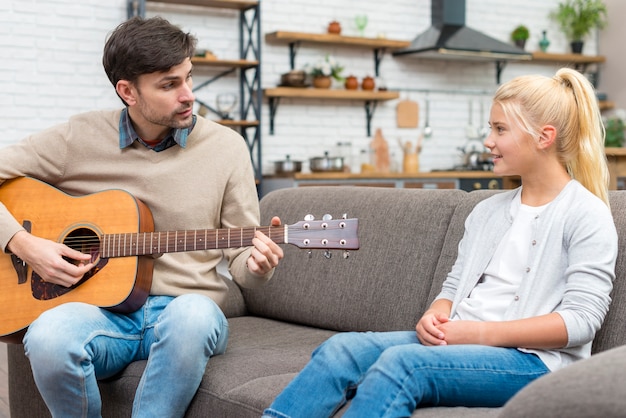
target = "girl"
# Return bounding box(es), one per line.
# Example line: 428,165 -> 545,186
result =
262,67 -> 618,418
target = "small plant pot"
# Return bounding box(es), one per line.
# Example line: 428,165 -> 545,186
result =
312,76 -> 332,89
571,40 -> 584,54
514,39 -> 527,50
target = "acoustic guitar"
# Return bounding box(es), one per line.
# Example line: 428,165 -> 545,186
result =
0,177 -> 359,343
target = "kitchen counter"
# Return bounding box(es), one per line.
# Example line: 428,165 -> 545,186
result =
292,171 -> 503,180
261,171 -> 521,196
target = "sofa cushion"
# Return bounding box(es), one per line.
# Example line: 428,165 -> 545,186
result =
247,186 -> 467,332
98,317 -> 336,417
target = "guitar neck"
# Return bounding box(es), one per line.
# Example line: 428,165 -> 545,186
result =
101,226 -> 285,258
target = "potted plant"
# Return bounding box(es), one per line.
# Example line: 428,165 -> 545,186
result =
511,25 -> 530,50
550,0 -> 608,54
306,55 -> 344,88
604,110 -> 626,148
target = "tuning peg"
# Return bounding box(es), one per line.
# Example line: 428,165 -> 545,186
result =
324,250 -> 332,259
342,213 -> 348,219
308,250 -> 312,259
322,214 -> 333,221
343,250 -> 350,259
304,214 -> 315,221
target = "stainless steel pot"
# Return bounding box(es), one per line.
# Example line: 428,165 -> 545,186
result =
309,152 -> 345,172
274,155 -> 302,174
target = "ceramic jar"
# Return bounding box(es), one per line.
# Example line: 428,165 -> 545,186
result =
327,21 -> 341,35
361,76 -> 375,91
344,75 -> 358,90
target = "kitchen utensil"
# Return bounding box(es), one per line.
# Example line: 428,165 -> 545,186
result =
274,155 -> 302,174
396,98 -> 419,128
216,93 -> 237,120
310,152 -> 345,172
355,15 -> 368,37
424,98 -> 433,138
465,100 -> 479,139
280,70 -> 308,87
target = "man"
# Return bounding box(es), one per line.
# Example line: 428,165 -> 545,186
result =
0,16 -> 283,417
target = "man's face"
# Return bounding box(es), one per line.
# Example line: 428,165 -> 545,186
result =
123,58 -> 195,141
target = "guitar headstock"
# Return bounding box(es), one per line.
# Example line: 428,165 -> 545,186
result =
286,215 -> 359,250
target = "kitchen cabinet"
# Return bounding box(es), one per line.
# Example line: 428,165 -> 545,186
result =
128,0 -> 263,181
264,31 -> 410,136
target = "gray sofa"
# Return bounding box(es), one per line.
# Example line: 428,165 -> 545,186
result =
8,186 -> 626,417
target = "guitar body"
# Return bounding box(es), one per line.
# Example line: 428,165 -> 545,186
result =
0,177 -> 154,343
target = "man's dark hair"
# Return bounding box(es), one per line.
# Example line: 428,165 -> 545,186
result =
103,16 -> 197,88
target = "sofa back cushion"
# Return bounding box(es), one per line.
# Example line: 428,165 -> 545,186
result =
428,190 -> 501,302
592,190 -> 626,353
244,186 -> 466,332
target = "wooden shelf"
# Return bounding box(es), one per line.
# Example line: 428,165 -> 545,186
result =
191,57 -> 258,69
265,88 -> 399,137
216,119 -> 259,128
147,0 -> 258,10
531,51 -> 606,64
265,31 -> 411,50
264,87 -> 399,101
599,101 -> 615,111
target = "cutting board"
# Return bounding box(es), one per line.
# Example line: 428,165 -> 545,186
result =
396,99 -> 419,128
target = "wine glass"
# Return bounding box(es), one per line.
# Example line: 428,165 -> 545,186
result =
216,93 -> 237,120
354,15 -> 368,37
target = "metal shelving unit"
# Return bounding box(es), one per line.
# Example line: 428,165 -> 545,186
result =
127,0 -> 263,184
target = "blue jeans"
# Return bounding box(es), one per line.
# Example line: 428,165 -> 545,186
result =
263,331 -> 549,418
23,294 -> 229,418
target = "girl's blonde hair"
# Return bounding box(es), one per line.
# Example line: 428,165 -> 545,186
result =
493,68 -> 609,206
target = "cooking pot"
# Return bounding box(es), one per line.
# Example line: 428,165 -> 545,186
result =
309,152 -> 344,172
274,155 -> 302,174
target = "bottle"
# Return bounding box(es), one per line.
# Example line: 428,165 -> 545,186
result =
539,30 -> 550,52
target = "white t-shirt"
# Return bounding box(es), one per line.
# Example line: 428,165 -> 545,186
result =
454,192 -> 549,321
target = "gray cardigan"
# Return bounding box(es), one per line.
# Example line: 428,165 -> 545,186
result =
436,181 -> 617,371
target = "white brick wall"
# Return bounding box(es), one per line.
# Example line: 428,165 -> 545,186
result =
0,0 -> 600,173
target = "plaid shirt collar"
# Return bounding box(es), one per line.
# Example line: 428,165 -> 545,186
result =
118,107 -> 195,152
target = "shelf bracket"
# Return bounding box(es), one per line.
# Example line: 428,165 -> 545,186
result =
373,48 -> 387,77
364,101 -> 379,137
126,0 -> 145,18
288,42 -> 302,70
268,97 -> 281,135
192,68 -> 237,92
495,61 -> 507,84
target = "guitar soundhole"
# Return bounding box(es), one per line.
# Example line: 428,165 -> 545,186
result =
31,227 -> 108,301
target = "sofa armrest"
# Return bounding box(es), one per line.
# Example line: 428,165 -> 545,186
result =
499,345 -> 626,417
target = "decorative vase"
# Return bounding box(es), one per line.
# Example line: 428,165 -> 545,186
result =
539,30 -> 550,52
361,75 -> 375,91
344,75 -> 358,90
312,76 -> 332,89
514,39 -> 526,50
327,21 -> 341,35
571,40 -> 584,54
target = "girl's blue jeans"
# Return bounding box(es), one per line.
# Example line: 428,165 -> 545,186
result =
23,294 -> 229,418
263,331 -> 549,418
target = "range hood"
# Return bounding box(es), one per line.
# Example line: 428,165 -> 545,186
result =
393,0 -> 532,62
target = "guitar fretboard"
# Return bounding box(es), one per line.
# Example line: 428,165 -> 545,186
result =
101,226 -> 285,258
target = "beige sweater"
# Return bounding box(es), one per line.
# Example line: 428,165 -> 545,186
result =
0,109 -> 272,307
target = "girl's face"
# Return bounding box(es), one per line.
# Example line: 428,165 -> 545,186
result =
484,102 -> 536,177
